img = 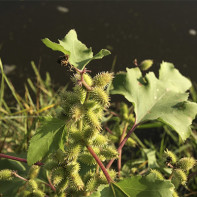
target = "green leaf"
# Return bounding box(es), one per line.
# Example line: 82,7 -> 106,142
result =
27,117 -> 66,165
111,62 -> 197,140
42,29 -> 110,70
143,149 -> 159,168
90,174 -> 174,197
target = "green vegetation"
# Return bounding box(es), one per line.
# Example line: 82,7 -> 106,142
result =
0,29 -> 197,197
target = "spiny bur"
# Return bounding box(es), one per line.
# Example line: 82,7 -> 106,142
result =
150,169 -> 164,180
173,169 -> 187,185
90,87 -> 110,107
0,169 -> 13,181
93,72 -> 114,89
164,149 -> 177,164
177,157 -> 196,172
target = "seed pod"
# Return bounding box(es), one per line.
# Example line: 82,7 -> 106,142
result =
69,104 -> 84,122
52,167 -> 66,186
90,87 -> 110,107
65,144 -> 81,161
84,109 -> 101,131
83,127 -> 99,142
92,134 -> 108,147
74,85 -> 87,104
28,165 -> 40,179
0,169 -> 13,180
32,189 -> 45,197
79,153 -> 96,166
150,169 -> 164,180
173,169 -> 187,185
69,172 -> 84,191
100,147 -> 118,159
93,72 -> 114,88
66,162 -> 80,174
177,157 -> 196,172
44,159 -> 59,171
27,179 -> 38,191
164,149 -> 177,164
56,178 -> 69,194
86,177 -> 99,192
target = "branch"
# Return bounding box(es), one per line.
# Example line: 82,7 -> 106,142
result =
86,145 -> 112,184
106,120 -> 138,169
0,153 -> 44,166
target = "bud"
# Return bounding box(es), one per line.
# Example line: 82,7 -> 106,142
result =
56,178 -> 69,194
74,85 -> 87,104
92,134 -> 108,147
140,59 -> 153,71
66,162 -> 80,174
177,157 -> 196,172
0,169 -> 13,180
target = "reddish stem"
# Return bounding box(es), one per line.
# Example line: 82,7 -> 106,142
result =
12,171 -> 28,182
0,153 -> 44,166
86,145 -> 112,184
106,121 -> 138,169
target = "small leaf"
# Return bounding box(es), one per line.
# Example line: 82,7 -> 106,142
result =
144,149 -> 159,168
42,29 -> 110,70
27,117 -> 66,165
111,62 -> 197,140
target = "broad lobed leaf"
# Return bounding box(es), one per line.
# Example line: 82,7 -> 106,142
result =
27,117 -> 66,165
42,29 -> 110,70
89,174 -> 174,197
111,62 -> 197,140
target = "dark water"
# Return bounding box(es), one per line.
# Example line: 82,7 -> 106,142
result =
0,1 -> 197,92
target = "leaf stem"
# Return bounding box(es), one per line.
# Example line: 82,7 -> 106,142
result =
0,153 -> 44,166
106,120 -> 138,169
86,145 -> 112,184
12,171 -> 28,182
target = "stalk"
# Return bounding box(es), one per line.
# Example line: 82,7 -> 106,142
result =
86,145 -> 112,184
106,120 -> 138,169
0,153 -> 44,166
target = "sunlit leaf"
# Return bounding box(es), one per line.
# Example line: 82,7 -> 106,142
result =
111,62 -> 197,140
42,29 -> 110,70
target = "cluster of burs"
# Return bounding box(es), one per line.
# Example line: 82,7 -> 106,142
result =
44,71 -> 117,196
151,149 -> 196,197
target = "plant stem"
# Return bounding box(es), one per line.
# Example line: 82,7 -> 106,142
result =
117,122 -> 128,177
12,171 -> 28,181
106,120 -> 138,169
86,145 -> 112,184
0,153 -> 44,166
46,171 -> 56,192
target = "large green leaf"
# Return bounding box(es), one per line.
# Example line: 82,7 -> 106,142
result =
89,174 -> 174,197
42,29 -> 110,70
111,62 -> 197,140
27,117 -> 66,165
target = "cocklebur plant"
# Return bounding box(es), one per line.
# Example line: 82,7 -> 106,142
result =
0,29 -> 197,197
